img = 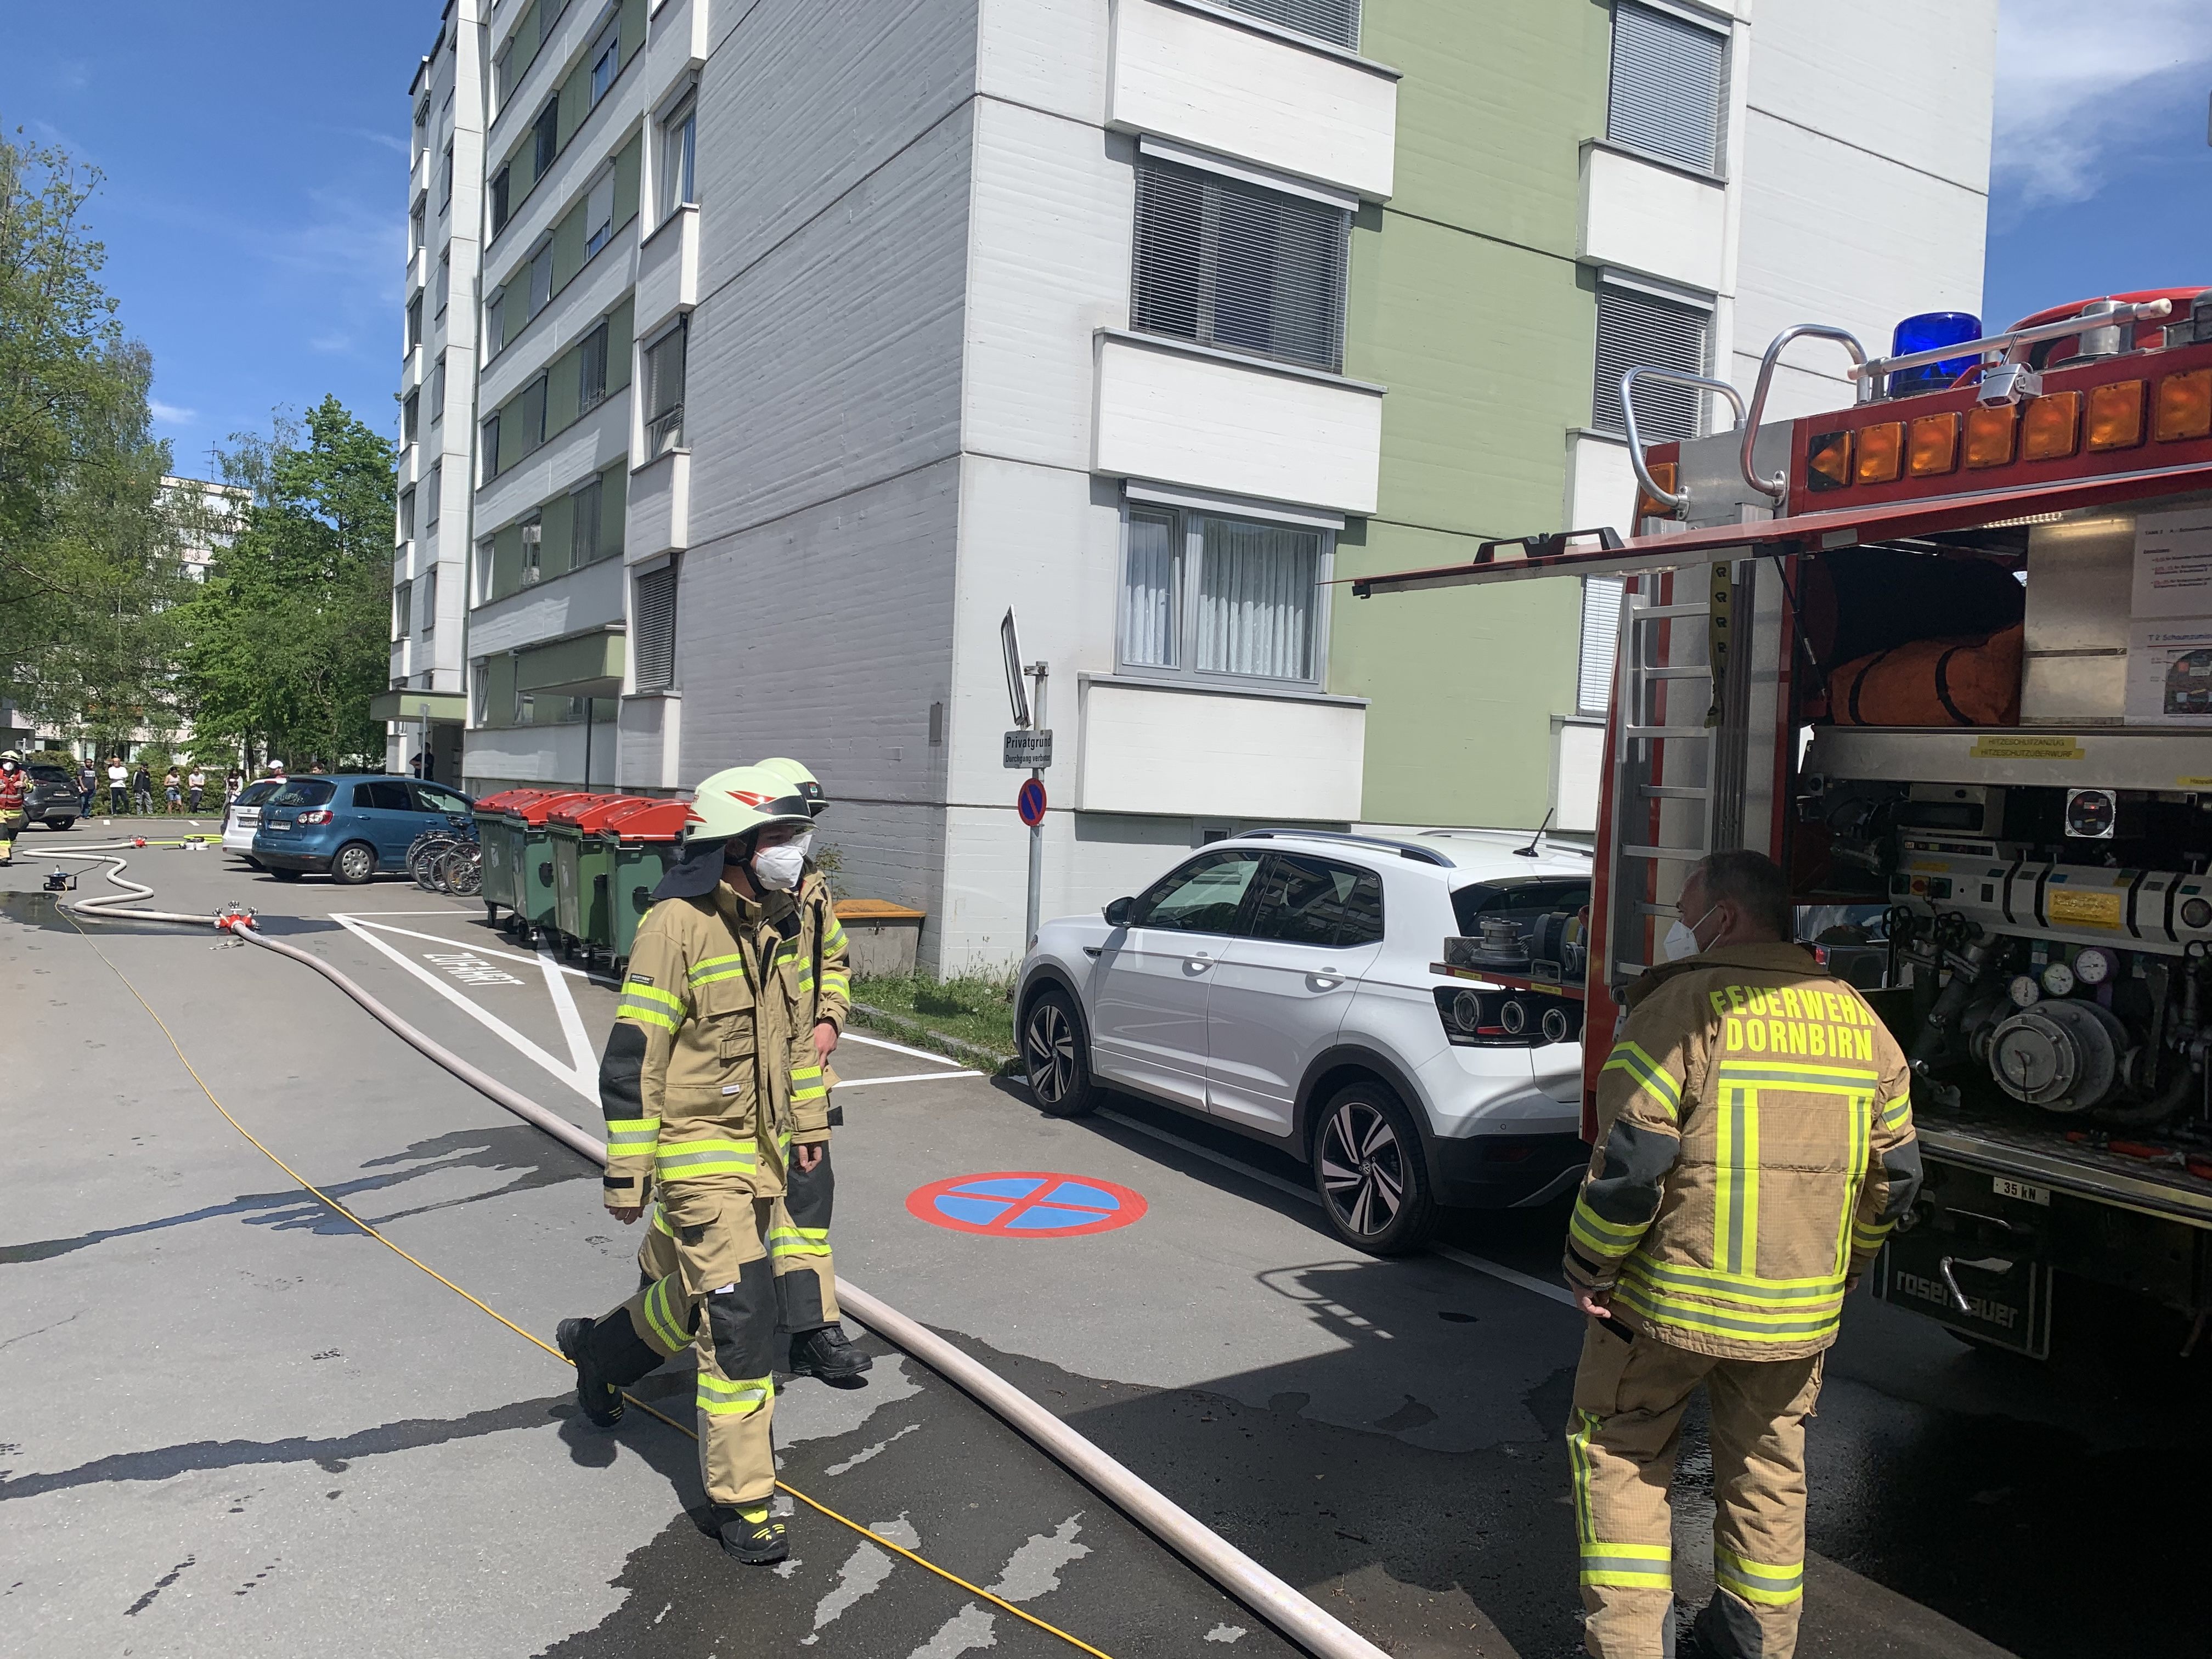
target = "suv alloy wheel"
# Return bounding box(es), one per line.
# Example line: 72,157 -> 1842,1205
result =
1313,1080 -> 1435,1256
1023,988 -> 1096,1118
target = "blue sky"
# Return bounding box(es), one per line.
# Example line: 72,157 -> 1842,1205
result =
1,2 -> 2207,479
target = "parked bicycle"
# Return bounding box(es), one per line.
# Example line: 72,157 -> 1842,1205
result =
407,826 -> 478,893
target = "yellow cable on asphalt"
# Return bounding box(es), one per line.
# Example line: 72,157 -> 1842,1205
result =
60,912 -> 1115,1659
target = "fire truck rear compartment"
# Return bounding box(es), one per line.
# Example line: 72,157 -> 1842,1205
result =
1787,504 -> 2212,1345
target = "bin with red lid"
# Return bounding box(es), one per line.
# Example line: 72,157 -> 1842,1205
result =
473,788 -> 556,923
510,791 -> 598,937
605,798 -> 694,963
550,793 -> 650,951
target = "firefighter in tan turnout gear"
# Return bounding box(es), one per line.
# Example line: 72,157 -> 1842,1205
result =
0,753 -> 29,866
1562,851 -> 1921,1659
750,756 -> 866,1376
556,765 -> 855,1566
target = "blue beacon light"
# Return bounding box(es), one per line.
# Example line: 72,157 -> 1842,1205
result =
1887,311 -> 1983,397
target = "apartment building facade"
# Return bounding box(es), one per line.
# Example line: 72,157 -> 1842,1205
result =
380,0 -> 490,783
396,0 -> 1994,969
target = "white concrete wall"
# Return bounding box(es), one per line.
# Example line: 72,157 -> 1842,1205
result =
1105,0 -> 1398,200
1077,678 -> 1366,818
1579,144 -> 1728,296
1730,0 -> 1997,420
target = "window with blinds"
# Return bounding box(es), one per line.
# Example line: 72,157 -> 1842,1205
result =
633,565 -> 678,691
1122,506 -> 1327,685
1607,1 -> 1729,174
1593,283 -> 1709,442
1579,579 -> 1624,715
1207,0 -> 1359,50
1131,157 -> 1348,374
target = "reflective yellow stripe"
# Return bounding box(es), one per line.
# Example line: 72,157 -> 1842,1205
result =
1568,1196 -> 1647,1261
1880,1093 -> 1912,1129
1714,1081 -> 1759,1275
641,1274 -> 689,1351
1579,1541 -> 1673,1589
1620,1257 -> 1845,1310
1568,1410 -> 1599,1546
820,970 -> 849,996
823,921 -> 847,950
791,1064 -> 827,1103
1716,1059 -> 1879,1091
605,1116 -> 661,1155
696,1373 -> 772,1417
1612,1278 -> 1843,1342
769,1225 -> 831,1258
655,1138 -> 759,1180
617,1001 -> 681,1032
1713,1547 -> 1803,1606
623,979 -> 685,1011
1601,1042 -> 1680,1118
651,1203 -> 674,1237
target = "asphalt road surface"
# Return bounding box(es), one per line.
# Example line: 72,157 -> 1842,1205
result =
3,826 -> 2204,1657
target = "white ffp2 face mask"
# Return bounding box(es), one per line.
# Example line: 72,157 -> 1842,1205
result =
1662,905 -> 1716,962
752,836 -> 810,891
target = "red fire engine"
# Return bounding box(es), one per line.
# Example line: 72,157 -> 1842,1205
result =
1358,289 -> 2212,1358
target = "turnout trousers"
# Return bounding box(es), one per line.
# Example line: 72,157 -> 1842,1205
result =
639,1171 -> 839,1340
1567,1318 -> 1822,1659
583,1185 -> 781,1508
0,808 -> 24,863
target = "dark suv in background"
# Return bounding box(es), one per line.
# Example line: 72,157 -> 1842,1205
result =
24,764 -> 80,830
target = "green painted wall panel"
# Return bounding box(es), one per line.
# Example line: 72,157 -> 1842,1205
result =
612,134 -> 642,239
481,653 -> 519,729
607,296 -> 635,394
551,199 -> 586,292
540,491 -> 575,577
1328,0 -> 1610,831
545,340 -> 583,436
490,522 -> 524,602
601,461 -> 627,556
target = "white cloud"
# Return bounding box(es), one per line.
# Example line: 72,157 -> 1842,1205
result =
150,400 -> 197,425
1993,0 -> 2212,204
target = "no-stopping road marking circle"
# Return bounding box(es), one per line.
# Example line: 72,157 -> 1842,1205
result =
907,1171 -> 1147,1238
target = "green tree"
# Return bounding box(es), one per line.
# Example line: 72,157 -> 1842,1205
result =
0,132 -> 187,734
180,397 -> 396,770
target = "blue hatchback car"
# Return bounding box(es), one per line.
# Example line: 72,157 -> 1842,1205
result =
253,775 -> 474,884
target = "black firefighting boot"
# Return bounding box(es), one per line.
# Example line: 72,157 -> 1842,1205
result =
557,1317 -> 625,1427
718,1503 -> 789,1565
787,1324 -> 873,1382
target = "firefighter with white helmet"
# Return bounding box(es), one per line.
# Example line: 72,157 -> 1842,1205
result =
555,764 -> 838,1567
0,752 -> 29,865
749,755 -> 865,1380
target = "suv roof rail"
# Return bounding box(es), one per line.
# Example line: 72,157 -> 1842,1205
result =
1236,828 -> 1456,867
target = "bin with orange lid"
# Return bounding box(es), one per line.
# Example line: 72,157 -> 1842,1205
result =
509,791 -> 598,938
605,797 -> 693,964
473,788 -> 556,924
550,793 -> 650,952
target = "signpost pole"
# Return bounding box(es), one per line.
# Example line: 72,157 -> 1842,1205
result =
1025,662 -> 1047,947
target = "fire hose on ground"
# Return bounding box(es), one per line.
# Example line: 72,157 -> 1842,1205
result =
41,844 -> 1393,1659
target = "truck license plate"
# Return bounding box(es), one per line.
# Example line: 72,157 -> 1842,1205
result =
1993,1176 -> 2051,1206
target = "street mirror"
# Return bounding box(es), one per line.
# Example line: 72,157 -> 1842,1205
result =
1103,896 -> 1133,927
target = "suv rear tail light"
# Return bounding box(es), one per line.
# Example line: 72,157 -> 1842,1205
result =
295,808 -> 333,825
1432,985 -> 1583,1048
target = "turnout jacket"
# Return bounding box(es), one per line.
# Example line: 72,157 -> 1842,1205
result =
778,869 -> 853,1104
597,882 -> 810,1215
1564,943 -> 1921,1360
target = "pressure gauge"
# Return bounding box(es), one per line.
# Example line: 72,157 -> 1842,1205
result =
2073,946 -> 2114,986
2041,961 -> 2077,997
2007,974 -> 2042,1008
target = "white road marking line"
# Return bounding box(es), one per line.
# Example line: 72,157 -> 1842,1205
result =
836,1069 -> 983,1089
540,944 -> 598,1076
1096,1107 -> 1580,1310
840,1030 -> 972,1066
331,915 -> 599,1104
336,916 -> 595,978
1432,1244 -> 1579,1309
328,909 -> 485,918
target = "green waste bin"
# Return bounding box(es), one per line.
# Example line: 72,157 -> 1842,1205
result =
513,791 -> 596,940
472,788 -> 550,926
605,798 -> 692,966
550,794 -> 646,955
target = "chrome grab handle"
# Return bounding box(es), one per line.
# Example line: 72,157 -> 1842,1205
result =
1740,324 -> 1870,504
1850,297 -> 2174,387
1618,368 -> 1748,516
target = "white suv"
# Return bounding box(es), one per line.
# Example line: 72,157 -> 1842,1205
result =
1017,829 -> 1595,1255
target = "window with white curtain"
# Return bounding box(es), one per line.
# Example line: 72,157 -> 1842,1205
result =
1121,506 -> 1327,686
